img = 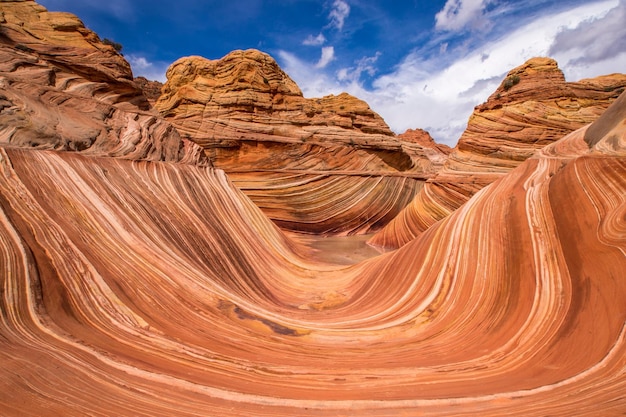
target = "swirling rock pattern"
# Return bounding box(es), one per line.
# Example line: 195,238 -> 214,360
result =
370,57 -> 626,248
155,50 -> 448,234
1,92 -> 625,416
1,3 -> 626,416
0,0 -> 206,165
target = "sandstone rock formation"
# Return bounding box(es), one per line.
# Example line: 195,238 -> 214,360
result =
369,57 -> 626,248
2,77 -> 625,417
134,76 -> 164,107
0,0 -> 205,164
1,3 -> 626,416
155,50 -> 448,234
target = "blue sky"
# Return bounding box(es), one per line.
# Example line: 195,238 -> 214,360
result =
37,0 -> 626,146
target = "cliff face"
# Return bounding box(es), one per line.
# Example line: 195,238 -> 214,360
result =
0,0 -> 206,164
155,50 -> 448,234
369,57 -> 626,248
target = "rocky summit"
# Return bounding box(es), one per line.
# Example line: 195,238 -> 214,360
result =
370,57 -> 626,248
0,0 -> 206,164
1,2 -> 626,416
155,49 -> 448,234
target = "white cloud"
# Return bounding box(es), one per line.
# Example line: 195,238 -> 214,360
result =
337,52 -> 381,82
126,54 -> 169,82
316,46 -> 335,69
435,0 -> 494,32
374,0 -> 621,144
549,0 -> 626,80
280,0 -> 623,147
303,33 -> 326,46
127,55 -> 152,71
328,0 -> 350,30
278,50 -> 343,98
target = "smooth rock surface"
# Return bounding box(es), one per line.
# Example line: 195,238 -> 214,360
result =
370,57 -> 626,248
0,3 -> 625,416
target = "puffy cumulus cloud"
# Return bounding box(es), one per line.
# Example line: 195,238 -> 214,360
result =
315,46 -> 335,69
549,0 -> 626,80
435,0 -> 494,32
303,33 -> 326,46
127,55 -> 169,82
328,0 -> 350,30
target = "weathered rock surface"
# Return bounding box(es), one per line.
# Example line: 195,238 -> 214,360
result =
0,0 -> 206,164
1,78 -> 625,417
134,76 -> 164,107
370,57 -> 626,248
1,3 -> 626,416
155,50 -> 447,234
156,50 -> 396,150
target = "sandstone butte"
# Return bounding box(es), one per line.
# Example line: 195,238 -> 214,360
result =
1,2 -> 626,417
155,50 -> 450,235
369,57 -> 626,248
0,0 -> 206,165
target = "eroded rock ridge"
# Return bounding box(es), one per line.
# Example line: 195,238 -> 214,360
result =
0,3 -> 625,416
370,57 -> 626,248
155,50 -> 448,234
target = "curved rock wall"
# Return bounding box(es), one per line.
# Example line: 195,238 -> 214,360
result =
1,3 -> 625,415
370,57 -> 626,248
1,93 -> 625,415
156,50 -> 447,234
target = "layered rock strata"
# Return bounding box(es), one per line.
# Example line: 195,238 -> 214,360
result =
0,0 -> 206,164
134,76 -> 164,107
1,80 -> 625,417
1,3 -> 626,415
370,57 -> 626,248
155,50 -> 448,234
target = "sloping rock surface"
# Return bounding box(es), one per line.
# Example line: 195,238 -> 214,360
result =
155,50 -> 447,234
0,0 -> 206,164
1,83 -> 625,417
370,57 -> 626,248
1,3 -> 626,416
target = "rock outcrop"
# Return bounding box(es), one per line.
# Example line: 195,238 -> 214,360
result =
369,57 -> 626,248
134,76 -> 164,107
155,50 -> 448,234
2,70 -> 625,417
156,50 -> 396,150
0,0 -> 206,164
1,3 -> 626,416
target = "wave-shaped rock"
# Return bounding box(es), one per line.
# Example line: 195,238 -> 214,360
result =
1,3 -> 625,415
155,50 -> 447,234
370,57 -> 626,248
1,89 -> 625,417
